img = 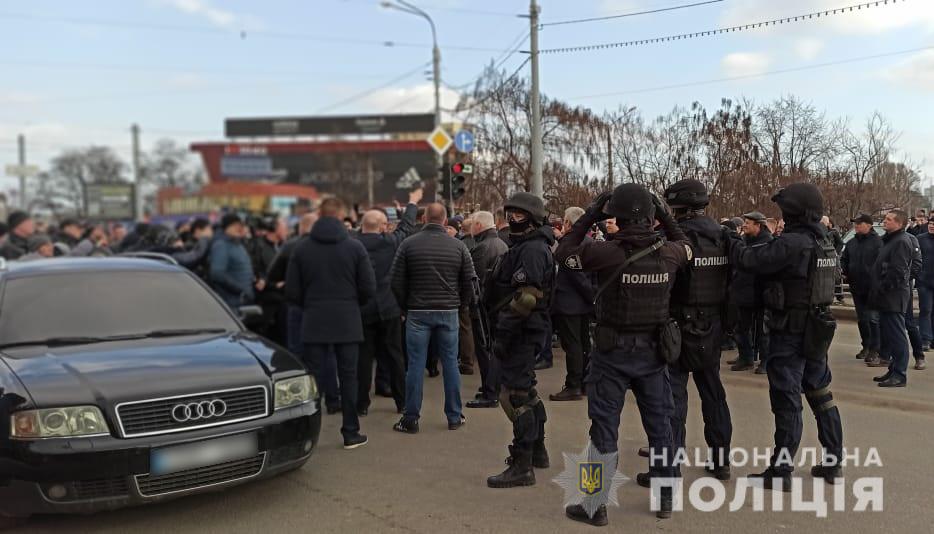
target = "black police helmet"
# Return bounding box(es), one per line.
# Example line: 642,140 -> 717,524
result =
504,192 -> 547,224
664,179 -> 709,209
771,183 -> 823,221
604,183 -> 655,222
146,225 -> 179,249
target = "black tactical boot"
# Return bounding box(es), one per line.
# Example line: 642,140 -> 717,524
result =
532,443 -> 549,469
748,468 -> 792,492
657,487 -> 673,519
566,504 -> 608,527
488,447 -> 535,488
811,464 -> 843,484
704,463 -> 732,481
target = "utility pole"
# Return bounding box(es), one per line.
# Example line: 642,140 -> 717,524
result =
131,123 -> 142,221
366,155 -> 374,208
606,125 -> 613,188
17,134 -> 26,209
529,0 -> 543,198
433,42 -> 443,203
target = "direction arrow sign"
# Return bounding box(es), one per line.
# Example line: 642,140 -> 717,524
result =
426,126 -> 453,155
5,164 -> 39,177
454,129 -> 475,153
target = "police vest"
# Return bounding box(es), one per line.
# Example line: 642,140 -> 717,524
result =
596,245 -> 672,330
672,229 -> 729,308
781,236 -> 837,309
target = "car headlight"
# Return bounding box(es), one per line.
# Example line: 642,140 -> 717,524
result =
274,375 -> 316,410
11,406 -> 110,439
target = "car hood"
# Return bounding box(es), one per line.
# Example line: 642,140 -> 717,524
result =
0,333 -> 305,409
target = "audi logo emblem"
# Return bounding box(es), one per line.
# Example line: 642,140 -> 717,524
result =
171,400 -> 228,422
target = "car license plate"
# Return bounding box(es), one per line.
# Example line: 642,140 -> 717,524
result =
150,433 -> 258,476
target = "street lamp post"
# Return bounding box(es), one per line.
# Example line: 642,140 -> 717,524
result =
381,0 -> 443,202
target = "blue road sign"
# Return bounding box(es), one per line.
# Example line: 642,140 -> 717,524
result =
454,129 -> 475,153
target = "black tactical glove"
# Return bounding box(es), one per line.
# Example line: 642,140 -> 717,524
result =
651,194 -> 671,221
583,191 -> 613,223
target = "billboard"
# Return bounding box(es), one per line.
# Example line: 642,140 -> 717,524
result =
85,183 -> 135,220
225,113 -> 434,138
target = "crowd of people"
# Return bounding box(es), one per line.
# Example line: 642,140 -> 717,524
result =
1,182 -> 930,525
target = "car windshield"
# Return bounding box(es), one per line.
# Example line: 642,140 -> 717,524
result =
0,270 -> 240,347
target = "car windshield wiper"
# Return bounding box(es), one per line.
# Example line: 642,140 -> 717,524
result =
139,328 -> 230,338
0,335 -> 144,350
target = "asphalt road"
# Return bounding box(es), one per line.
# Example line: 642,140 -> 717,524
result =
9,321 -> 934,533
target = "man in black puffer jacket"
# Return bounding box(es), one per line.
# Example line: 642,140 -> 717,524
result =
841,214 -> 882,361
390,203 -> 476,435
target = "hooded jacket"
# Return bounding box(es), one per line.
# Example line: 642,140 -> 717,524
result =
286,216 -> 376,344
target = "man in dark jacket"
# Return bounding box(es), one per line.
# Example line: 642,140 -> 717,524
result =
731,212 -> 773,373
0,211 -> 33,260
286,197 -> 376,450
916,220 -> 934,355
54,218 -> 83,251
354,188 -> 421,416
209,214 -> 255,309
465,210 -> 509,409
868,210 -> 914,387
841,214 -> 882,361
549,207 -> 595,402
903,232 -> 927,370
390,203 -> 475,434
268,213 -> 317,355
250,217 -> 288,344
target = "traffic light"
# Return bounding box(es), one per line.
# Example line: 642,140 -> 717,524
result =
450,162 -> 466,200
438,164 -> 451,198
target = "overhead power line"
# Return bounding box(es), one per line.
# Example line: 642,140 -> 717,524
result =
542,0 -> 725,27
539,0 -> 909,54
317,62 -> 431,113
567,45 -> 934,100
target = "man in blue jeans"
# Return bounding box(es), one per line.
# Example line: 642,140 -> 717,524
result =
390,203 -> 477,433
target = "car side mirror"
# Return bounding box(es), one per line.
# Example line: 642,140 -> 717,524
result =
238,305 -> 263,321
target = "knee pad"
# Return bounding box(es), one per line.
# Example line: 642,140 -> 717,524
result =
805,385 -> 836,413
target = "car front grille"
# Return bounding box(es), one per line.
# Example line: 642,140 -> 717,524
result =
136,453 -> 265,497
73,477 -> 130,500
116,386 -> 268,437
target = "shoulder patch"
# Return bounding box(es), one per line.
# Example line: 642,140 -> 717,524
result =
513,269 -> 527,283
564,255 -> 583,270
684,244 -> 694,261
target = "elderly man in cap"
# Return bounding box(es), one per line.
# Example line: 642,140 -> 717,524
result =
730,211 -> 773,373
841,214 -> 882,362
209,213 -> 256,309
0,211 -> 34,260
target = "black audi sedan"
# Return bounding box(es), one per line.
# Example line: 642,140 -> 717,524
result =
0,257 -> 321,517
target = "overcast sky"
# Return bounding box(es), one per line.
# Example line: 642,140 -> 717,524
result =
2,0 -> 932,196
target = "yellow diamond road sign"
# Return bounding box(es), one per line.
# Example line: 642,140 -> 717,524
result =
426,127 -> 453,155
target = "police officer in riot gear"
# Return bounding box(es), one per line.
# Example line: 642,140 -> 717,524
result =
637,179 -> 734,484
555,184 -> 690,524
485,192 -> 555,489
732,183 -> 844,488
